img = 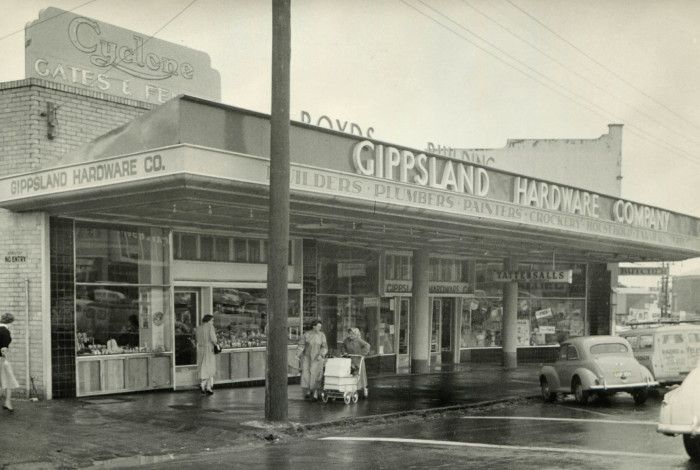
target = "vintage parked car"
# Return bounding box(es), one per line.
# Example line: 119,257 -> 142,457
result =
657,359 -> 700,461
539,335 -> 658,405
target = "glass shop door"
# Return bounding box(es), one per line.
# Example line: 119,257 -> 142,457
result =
174,289 -> 200,388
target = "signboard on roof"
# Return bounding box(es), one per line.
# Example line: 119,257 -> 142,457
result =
25,7 -> 221,104
619,266 -> 669,276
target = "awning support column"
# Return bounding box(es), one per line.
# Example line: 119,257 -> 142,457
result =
410,247 -> 430,373
502,257 -> 518,370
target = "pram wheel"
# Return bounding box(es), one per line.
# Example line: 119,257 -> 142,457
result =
352,391 -> 359,404
321,391 -> 329,403
343,392 -> 352,405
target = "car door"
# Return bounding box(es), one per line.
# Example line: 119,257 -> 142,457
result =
559,344 -> 580,391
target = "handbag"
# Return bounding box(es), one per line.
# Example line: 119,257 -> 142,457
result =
213,343 -> 222,354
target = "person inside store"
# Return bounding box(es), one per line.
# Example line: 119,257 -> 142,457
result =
0,313 -> 19,411
297,319 -> 327,400
341,327 -> 370,397
196,313 -> 218,395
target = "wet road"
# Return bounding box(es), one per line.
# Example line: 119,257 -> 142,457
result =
139,392 -> 697,470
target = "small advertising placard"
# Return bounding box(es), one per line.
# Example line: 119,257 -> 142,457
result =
535,308 -> 553,320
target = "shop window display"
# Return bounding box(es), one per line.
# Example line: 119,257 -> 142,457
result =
75,222 -> 171,356
318,296 -> 388,356
461,296 -> 503,347
75,285 -> 171,355
212,288 -> 301,349
462,262 -> 587,348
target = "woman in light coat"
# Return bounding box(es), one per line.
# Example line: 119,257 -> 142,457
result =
341,327 -> 371,397
297,319 -> 327,400
0,313 -> 19,411
196,314 -> 218,395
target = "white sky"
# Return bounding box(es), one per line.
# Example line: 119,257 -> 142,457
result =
2,0 -> 700,278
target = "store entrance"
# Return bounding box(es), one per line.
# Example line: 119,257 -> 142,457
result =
174,289 -> 200,388
430,297 -> 455,366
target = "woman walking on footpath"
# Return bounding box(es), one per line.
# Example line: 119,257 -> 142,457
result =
341,327 -> 371,397
0,313 -> 19,411
196,313 -> 218,395
297,319 -> 327,400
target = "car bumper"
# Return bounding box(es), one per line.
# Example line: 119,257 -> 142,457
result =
657,423 -> 700,436
589,381 -> 658,391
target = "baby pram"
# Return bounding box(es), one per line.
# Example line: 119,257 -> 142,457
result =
319,354 -> 366,405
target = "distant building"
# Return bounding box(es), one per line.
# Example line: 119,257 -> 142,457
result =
427,124 -> 622,196
672,272 -> 700,319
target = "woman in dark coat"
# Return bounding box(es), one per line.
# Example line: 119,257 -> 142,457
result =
0,313 -> 19,411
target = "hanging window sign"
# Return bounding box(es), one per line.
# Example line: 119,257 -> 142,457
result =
492,270 -> 573,283
535,308 -> 553,320
383,280 -> 471,295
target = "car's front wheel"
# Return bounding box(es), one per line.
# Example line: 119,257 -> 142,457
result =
573,377 -> 589,405
540,377 -> 556,402
683,434 -> 700,461
631,388 -> 648,405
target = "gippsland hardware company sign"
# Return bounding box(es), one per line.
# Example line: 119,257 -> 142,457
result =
25,7 -> 221,103
1,144 -> 700,254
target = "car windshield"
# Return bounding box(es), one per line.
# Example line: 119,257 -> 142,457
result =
590,343 -> 628,355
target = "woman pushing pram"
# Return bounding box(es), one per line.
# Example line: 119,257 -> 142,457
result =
340,327 -> 370,397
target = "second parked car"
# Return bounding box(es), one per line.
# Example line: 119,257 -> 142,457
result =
539,335 -> 657,405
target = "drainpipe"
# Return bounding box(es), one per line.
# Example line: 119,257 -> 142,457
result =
25,279 -> 30,397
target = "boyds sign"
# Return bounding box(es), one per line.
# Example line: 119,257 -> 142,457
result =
25,7 -> 221,104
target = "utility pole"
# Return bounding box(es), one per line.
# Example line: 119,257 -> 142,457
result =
660,262 -> 670,318
266,0 -> 291,422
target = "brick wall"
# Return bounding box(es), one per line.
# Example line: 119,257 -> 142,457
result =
0,79 -> 152,398
0,210 -> 46,398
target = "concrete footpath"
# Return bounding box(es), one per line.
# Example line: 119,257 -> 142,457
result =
0,364 -> 542,469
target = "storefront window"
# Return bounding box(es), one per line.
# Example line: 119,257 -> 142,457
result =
318,243 -> 379,296
525,299 -> 585,345
212,288 -> 301,349
75,222 -> 171,357
385,254 -> 412,280
318,295 -> 385,355
463,262 -> 587,348
76,224 -> 169,284
461,296 -> 502,347
75,286 -> 171,355
475,261 -> 504,297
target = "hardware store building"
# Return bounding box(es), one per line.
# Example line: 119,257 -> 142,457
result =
2,9 -> 700,400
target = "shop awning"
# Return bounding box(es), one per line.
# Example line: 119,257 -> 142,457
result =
1,95 -> 698,264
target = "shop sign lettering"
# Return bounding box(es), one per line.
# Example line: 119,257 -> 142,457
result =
619,266 -> 669,276
384,281 -> 470,294
353,140 -> 489,196
300,111 -> 374,138
612,200 -> 670,231
426,143 -> 496,167
514,177 -> 600,218
9,154 -> 166,196
514,177 -> 670,232
493,270 -> 573,283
